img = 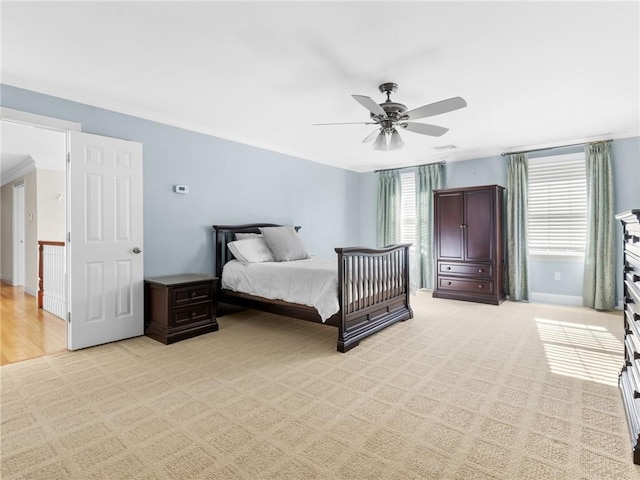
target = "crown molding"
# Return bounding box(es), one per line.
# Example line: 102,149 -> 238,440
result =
1,156 -> 36,187
1,107 -> 81,132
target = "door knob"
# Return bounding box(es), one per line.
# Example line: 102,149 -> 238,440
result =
132,247 -> 142,254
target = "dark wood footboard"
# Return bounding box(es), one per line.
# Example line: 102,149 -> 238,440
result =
335,245 -> 413,352
212,224 -> 412,352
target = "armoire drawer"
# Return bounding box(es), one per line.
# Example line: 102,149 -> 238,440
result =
438,277 -> 494,295
439,262 -> 493,277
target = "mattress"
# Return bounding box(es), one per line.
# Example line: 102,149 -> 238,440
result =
221,257 -> 339,322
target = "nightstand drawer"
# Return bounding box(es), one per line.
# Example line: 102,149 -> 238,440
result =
172,303 -> 212,327
172,282 -> 213,307
438,277 -> 494,295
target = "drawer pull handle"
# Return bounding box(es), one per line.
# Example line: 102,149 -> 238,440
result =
446,267 -> 451,270
478,269 -> 484,273
191,311 -> 197,317
478,284 -> 484,289
447,281 -> 452,286
190,292 -> 197,298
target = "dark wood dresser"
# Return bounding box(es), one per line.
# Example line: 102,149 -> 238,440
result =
617,209 -> 640,464
144,274 -> 218,344
433,184 -> 505,305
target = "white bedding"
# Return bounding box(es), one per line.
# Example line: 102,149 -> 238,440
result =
221,257 -> 339,322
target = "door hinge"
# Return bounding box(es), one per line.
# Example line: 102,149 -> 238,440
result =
67,232 -> 71,243
67,312 -> 71,323
67,152 -> 70,163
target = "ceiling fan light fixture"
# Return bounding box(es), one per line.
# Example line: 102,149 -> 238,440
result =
388,129 -> 405,151
373,131 -> 388,151
316,83 -> 466,150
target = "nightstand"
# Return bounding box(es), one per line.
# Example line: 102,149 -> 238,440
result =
144,274 -> 218,344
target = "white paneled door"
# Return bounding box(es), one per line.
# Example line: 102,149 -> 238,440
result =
68,131 -> 143,350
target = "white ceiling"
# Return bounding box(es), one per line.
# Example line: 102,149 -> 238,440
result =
1,1 -> 638,172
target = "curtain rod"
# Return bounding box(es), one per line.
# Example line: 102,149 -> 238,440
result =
374,159 -> 446,173
500,139 -> 612,157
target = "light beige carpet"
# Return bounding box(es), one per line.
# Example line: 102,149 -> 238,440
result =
2,292 -> 639,479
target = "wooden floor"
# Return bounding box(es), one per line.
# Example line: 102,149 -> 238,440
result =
1,281 -> 67,366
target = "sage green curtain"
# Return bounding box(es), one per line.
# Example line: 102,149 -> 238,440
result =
583,142 -> 616,310
415,164 -> 443,289
506,153 -> 530,301
377,170 -> 400,247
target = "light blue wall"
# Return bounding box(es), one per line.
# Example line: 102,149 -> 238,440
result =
1,85 -> 363,277
611,137 -> 640,304
361,137 -> 639,305
359,172 -> 377,247
4,83 -> 637,304
444,155 -> 507,189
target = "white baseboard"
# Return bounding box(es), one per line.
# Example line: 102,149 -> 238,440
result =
530,292 -> 583,307
0,273 -> 12,283
24,286 -> 37,297
531,292 -> 625,310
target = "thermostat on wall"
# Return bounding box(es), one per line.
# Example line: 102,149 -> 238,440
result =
174,185 -> 189,194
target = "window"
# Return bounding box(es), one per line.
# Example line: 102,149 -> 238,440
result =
400,171 -> 416,246
527,152 -> 587,256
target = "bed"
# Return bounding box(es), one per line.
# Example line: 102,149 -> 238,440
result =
213,223 -> 413,352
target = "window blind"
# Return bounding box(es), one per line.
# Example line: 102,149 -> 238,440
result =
527,152 -> 587,255
400,172 -> 416,245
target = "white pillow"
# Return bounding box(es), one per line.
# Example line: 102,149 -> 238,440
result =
235,233 -> 263,240
227,237 -> 275,265
259,226 -> 310,262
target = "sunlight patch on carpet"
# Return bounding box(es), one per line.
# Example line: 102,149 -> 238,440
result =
536,317 -> 623,386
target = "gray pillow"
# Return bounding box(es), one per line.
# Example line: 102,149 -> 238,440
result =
259,226 -> 310,262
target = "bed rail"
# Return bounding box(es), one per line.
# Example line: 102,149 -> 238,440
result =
335,244 -> 413,352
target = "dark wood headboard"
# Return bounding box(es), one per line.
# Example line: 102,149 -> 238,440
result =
212,224 -> 301,280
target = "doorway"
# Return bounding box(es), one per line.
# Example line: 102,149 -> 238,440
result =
0,110 -> 74,364
12,182 -> 25,286
2,108 -> 145,359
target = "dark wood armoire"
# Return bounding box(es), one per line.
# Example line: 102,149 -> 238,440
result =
432,184 -> 505,305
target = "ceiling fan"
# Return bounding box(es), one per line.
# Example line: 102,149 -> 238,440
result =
315,82 -> 467,151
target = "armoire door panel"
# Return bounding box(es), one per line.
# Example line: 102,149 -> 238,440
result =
465,189 -> 494,261
437,192 -> 464,260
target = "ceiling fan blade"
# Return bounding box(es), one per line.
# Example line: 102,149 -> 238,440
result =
402,122 -> 449,137
405,96 -> 467,120
313,121 -> 377,126
362,129 -> 380,143
352,95 -> 388,118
